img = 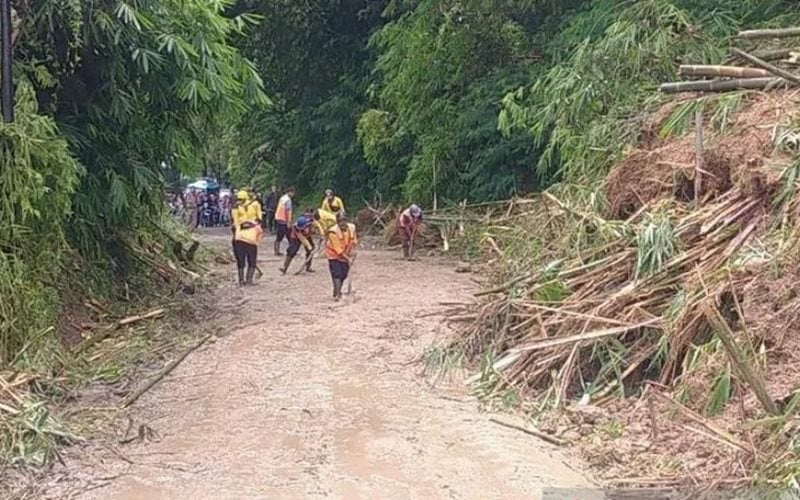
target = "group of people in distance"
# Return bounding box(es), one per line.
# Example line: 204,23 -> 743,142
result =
229,187 -> 422,301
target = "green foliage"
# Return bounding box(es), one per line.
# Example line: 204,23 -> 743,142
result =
1,0 -> 265,366
635,212 -> 678,279
499,0 -> 798,182
0,83 -> 81,364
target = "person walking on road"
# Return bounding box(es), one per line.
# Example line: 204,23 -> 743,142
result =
321,189 -> 345,216
231,190 -> 263,286
325,213 -> 357,302
274,186 -> 295,256
398,204 -> 423,260
263,185 -> 278,234
279,209 -> 317,275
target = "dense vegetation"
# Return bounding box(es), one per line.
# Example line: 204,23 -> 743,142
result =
1,1 -> 265,365
230,0 -> 800,206
5,0 -> 800,384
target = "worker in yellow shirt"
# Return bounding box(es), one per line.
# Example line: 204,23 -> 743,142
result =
321,189 -> 345,216
274,186 -> 296,256
325,213 -> 357,301
231,190 -> 263,285
314,208 -> 337,236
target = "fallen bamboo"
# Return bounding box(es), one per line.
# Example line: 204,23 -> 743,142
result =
703,304 -> 779,416
650,389 -> 751,453
509,319 -> 660,354
118,309 -> 166,327
679,65 -> 772,79
736,27 -> 800,40
660,77 -> 791,94
730,48 -> 800,86
489,417 -> 566,446
121,332 -> 213,408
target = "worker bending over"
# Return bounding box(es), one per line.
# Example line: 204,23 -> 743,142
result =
231,190 -> 263,285
321,189 -> 345,216
279,209 -> 316,274
325,213 -> 358,301
398,204 -> 423,260
274,186 -> 295,256
314,207 -> 337,236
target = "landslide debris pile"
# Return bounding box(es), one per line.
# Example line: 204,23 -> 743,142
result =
444,88 -> 800,487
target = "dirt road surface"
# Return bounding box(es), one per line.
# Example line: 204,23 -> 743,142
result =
40,231 -> 594,499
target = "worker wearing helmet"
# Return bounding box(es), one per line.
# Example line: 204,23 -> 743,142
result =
279,208 -> 317,274
398,204 -> 423,260
231,190 -> 263,285
321,189 -> 345,216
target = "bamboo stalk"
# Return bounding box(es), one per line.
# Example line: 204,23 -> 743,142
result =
703,305 -> 779,416
694,107 -> 704,207
679,65 -> 772,79
736,27 -> 800,39
730,48 -> 800,85
651,389 -> 752,452
510,319 -> 659,354
121,333 -> 213,408
660,77 -> 791,94
489,417 -> 566,446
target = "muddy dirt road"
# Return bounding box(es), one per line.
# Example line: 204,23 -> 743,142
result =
42,231 -> 593,499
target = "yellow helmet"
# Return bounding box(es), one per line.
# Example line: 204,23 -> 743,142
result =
236,190 -> 249,201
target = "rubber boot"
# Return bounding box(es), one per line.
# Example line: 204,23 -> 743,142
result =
237,268 -> 245,286
245,267 -> 256,285
279,255 -> 293,274
306,257 -> 314,273
274,239 -> 283,256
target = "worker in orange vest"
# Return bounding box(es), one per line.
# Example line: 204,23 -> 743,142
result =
273,186 -> 296,256
325,213 -> 358,301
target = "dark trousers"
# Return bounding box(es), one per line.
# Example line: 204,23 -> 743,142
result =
233,240 -> 257,271
328,259 -> 350,280
287,237 -> 314,258
264,210 -> 276,234
275,222 -> 289,243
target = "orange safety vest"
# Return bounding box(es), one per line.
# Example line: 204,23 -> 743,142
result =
275,194 -> 292,223
325,224 -> 357,261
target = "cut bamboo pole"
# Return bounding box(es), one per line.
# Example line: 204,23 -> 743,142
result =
694,106 -> 704,207
121,332 -> 213,408
489,417 -> 566,446
679,65 -> 772,79
730,48 -> 800,85
703,305 -> 779,416
736,27 -> 800,40
660,77 -> 791,94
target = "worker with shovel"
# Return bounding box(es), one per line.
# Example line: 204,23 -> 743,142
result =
278,209 -> 317,275
398,204 -> 423,260
231,190 -> 263,286
325,213 -> 358,302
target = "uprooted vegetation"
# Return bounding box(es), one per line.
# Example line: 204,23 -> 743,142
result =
440,89 -> 800,489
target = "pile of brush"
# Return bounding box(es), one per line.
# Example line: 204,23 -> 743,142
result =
662,28 -> 800,94
446,187 -> 788,407
0,371 -> 73,467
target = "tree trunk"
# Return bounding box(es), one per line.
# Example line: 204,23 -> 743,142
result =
679,65 -> 772,79
660,77 -> 791,94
